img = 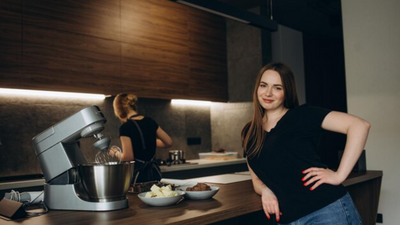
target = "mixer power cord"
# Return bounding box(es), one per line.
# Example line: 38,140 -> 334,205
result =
7,190 -> 49,216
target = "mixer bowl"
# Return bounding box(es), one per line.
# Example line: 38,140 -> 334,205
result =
78,162 -> 134,202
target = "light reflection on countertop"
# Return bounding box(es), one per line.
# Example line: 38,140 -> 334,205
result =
160,158 -> 247,172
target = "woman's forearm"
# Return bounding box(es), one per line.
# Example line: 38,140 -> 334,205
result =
336,119 -> 371,181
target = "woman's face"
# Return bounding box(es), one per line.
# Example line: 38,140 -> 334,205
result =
257,69 -> 285,111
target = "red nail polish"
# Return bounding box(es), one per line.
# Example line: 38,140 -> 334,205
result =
276,218 -> 280,222
302,170 -> 306,174
267,215 -> 270,219
310,187 -> 313,191
301,177 -> 305,181
303,183 -> 307,186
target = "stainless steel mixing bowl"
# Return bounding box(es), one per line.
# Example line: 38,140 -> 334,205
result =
78,162 -> 134,202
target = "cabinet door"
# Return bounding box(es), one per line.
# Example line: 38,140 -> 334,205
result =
187,8 -> 228,101
0,0 -> 22,85
120,0 -> 190,99
0,0 -> 228,101
20,0 -> 122,95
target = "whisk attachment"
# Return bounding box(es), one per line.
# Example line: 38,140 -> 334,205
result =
95,145 -> 122,164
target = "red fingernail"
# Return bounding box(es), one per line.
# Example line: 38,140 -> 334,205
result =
301,177 -> 305,181
310,187 -> 313,191
267,215 -> 270,219
303,183 -> 307,186
302,170 -> 306,174
276,218 -> 280,222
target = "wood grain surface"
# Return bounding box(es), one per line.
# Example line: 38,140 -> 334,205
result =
0,0 -> 228,101
3,171 -> 382,225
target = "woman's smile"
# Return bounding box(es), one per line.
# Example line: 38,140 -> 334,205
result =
257,69 -> 285,111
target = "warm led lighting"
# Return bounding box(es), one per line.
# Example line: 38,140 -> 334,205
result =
176,0 -> 250,24
0,88 -> 106,100
171,99 -> 211,106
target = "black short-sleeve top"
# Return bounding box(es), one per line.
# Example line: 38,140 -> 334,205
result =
119,117 -> 159,161
246,104 -> 347,223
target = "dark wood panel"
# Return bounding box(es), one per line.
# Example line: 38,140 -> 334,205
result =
120,0 -> 190,99
1,0 -> 228,101
22,25 -> 121,94
120,42 -> 189,99
23,0 -> 120,41
345,171 -> 383,225
187,8 -> 228,101
0,20 -> 22,83
0,0 -> 22,21
121,0 -> 188,50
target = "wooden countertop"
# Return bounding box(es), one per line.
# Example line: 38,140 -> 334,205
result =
5,180 -> 260,225
3,171 -> 383,225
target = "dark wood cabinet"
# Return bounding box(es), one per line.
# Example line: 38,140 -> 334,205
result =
0,0 -> 228,101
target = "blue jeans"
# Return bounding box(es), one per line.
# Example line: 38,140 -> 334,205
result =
279,192 -> 362,225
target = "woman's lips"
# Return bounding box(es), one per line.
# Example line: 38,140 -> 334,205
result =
263,99 -> 273,103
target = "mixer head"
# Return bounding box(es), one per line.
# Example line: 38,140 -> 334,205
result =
93,133 -> 111,152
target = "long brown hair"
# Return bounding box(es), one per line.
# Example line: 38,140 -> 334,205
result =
241,62 -> 299,158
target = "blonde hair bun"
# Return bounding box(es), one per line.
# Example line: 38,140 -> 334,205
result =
126,93 -> 138,107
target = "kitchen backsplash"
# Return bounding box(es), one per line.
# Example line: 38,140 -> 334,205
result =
0,95 -> 252,178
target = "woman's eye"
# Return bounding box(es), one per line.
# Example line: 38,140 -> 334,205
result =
260,84 -> 266,88
274,86 -> 283,90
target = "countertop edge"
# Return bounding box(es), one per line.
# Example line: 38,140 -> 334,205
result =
160,158 -> 247,172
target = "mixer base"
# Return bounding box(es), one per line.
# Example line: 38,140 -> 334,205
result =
44,184 -> 129,211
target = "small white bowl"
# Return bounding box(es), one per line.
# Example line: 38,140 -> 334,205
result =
137,190 -> 185,207
178,185 -> 219,200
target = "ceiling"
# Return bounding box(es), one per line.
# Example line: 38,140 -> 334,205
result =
217,0 -> 343,38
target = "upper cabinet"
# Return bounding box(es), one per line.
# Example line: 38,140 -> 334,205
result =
0,0 -> 228,101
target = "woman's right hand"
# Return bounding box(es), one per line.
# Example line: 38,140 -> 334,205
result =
247,162 -> 282,222
261,185 -> 282,222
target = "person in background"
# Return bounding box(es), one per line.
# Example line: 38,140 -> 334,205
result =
241,62 -> 370,224
112,93 -> 173,184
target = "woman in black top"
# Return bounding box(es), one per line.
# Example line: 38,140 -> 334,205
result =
241,62 -> 370,224
112,93 -> 173,183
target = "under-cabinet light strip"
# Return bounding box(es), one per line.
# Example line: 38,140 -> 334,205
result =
0,88 -> 106,100
171,99 -> 211,106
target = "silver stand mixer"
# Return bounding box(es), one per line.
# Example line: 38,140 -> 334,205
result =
32,106 -> 131,211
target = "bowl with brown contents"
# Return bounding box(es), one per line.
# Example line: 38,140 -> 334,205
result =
178,183 -> 219,200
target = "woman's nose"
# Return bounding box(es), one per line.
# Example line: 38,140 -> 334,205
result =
265,88 -> 273,96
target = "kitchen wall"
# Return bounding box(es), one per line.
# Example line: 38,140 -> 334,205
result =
0,95 -> 214,178
0,0 -> 230,179
341,0 -> 400,224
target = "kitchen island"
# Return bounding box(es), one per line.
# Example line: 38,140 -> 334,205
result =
2,170 -> 382,225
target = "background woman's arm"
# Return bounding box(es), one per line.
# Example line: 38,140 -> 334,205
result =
119,136 -> 134,161
156,127 -> 173,148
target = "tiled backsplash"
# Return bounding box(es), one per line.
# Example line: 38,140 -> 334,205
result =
0,95 -> 252,178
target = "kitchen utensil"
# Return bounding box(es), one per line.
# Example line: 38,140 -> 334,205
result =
79,161 -> 134,202
95,145 -> 122,164
169,150 -> 185,161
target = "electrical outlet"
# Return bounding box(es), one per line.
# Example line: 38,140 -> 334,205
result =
376,213 -> 383,223
187,137 -> 201,145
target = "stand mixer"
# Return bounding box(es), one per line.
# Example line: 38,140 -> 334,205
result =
32,106 -> 132,211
